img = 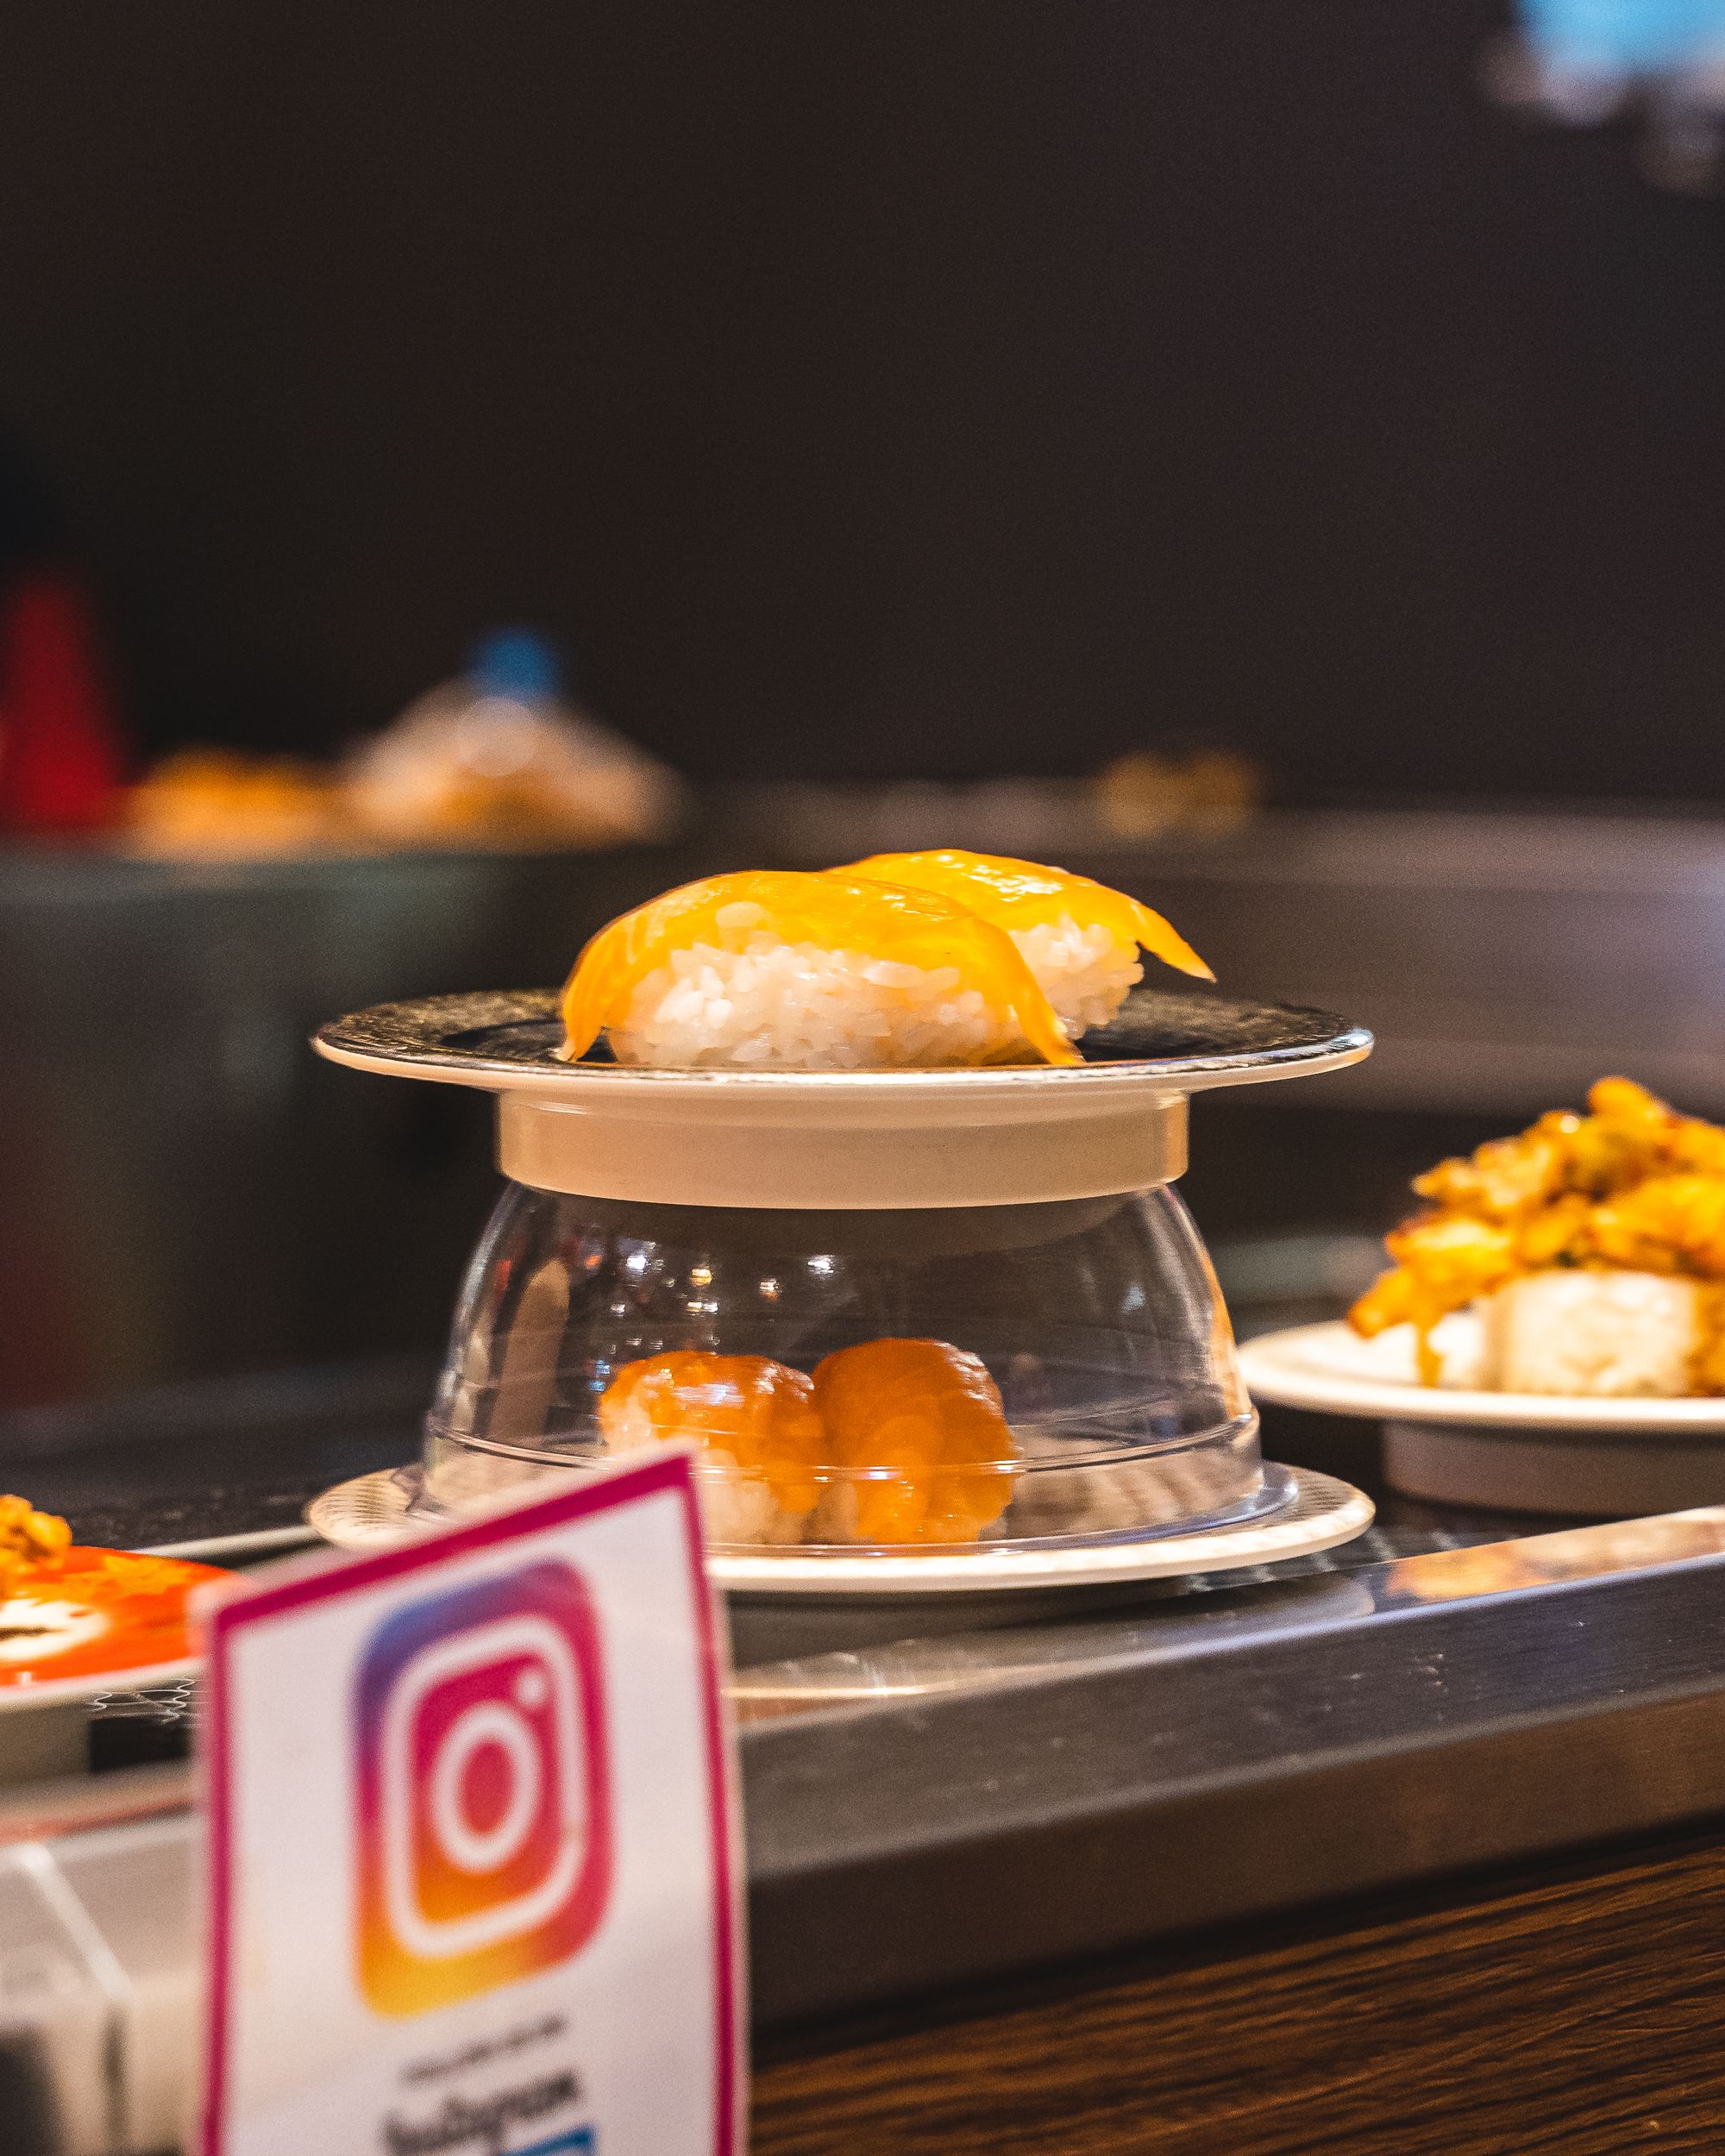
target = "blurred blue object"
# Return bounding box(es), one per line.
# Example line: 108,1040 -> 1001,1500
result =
467,625 -> 566,702
1521,0 -> 1725,75
1498,0 -> 1725,186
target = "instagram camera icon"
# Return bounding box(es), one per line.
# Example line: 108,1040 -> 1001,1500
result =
354,1559 -> 612,2017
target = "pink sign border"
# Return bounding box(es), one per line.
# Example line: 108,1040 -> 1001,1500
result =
198,1451 -> 742,2156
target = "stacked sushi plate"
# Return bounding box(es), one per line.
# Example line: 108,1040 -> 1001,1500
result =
312,851 -> 1378,1592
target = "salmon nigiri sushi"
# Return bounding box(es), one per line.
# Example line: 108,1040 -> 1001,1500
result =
596,1351 -> 825,1545
842,849 -> 1212,1040
561,869 -> 1076,1069
809,1338 -> 1019,1546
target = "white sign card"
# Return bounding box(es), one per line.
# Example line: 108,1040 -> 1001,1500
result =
197,1453 -> 743,2156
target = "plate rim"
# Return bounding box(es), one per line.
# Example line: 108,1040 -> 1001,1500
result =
1240,1319 -> 1725,1434
314,987 -> 1373,1101
0,1532 -> 303,1712
305,1461 -> 1375,1595
0,1653 -> 199,1714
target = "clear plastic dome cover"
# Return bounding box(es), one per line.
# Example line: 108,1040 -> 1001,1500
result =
420,1181 -> 1279,1555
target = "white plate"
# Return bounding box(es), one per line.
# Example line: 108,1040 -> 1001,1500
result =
314,987 -> 1371,1208
0,1652 -> 199,1788
314,986 -> 1371,1101
306,1461 -> 1375,1595
0,1654 -> 198,1717
1239,1321 -> 1725,1436
0,1532 -> 299,1725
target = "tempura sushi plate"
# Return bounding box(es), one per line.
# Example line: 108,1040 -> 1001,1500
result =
1242,1078 -> 1725,1514
1240,1318 -> 1725,1517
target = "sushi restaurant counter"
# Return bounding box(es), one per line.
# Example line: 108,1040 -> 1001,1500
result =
9,1368 -> 1725,2152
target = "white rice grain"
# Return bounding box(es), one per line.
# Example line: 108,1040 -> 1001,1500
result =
598,1385 -> 808,1544
610,934 -> 1033,1068
1486,1270 -> 1700,1396
1010,912 -> 1142,1036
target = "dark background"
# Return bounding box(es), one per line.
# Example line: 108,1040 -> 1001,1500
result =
5,2 -> 1725,1415
1,1 -> 1722,797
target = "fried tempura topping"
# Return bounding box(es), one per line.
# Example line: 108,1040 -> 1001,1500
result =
1349,1079 -> 1725,1386
0,1496 -> 72,1570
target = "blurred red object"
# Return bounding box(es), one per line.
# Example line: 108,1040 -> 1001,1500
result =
0,568 -> 128,833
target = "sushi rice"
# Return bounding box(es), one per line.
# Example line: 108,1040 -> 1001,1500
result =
842,848 -> 1212,1039
1009,913 -> 1148,1037
612,926 -> 1025,1070
599,1403 -> 809,1545
1361,1271 -> 1703,1396
562,870 -> 1077,1069
1487,1269 -> 1701,1396
595,1349 -> 823,1545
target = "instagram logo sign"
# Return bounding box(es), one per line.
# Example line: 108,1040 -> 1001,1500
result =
354,1560 -> 612,2017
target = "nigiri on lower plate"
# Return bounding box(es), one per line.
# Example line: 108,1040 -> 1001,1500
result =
561,868 -> 1076,1069
592,1338 -> 1021,1549
810,1337 -> 1019,1546
596,1351 -> 825,1545
843,849 -> 1211,1037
